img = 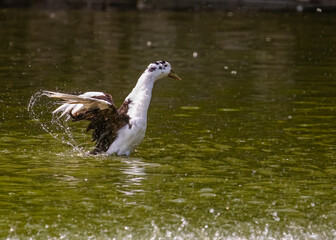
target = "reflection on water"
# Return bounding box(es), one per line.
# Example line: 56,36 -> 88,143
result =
0,8 -> 336,239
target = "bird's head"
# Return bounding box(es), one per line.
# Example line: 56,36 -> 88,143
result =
146,60 -> 182,81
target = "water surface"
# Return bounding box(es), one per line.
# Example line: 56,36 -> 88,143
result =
0,9 -> 335,239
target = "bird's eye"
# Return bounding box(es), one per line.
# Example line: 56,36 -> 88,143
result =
148,67 -> 156,72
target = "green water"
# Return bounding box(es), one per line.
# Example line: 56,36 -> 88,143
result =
1,9 -> 336,239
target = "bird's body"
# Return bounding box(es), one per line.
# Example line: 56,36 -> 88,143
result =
44,60 -> 181,156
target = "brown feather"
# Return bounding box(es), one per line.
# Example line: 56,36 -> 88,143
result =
70,97 -> 132,154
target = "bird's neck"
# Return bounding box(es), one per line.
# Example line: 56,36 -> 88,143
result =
126,72 -> 155,119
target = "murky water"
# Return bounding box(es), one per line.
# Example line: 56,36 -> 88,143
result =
0,9 -> 336,239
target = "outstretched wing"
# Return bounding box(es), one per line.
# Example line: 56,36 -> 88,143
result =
44,91 -> 130,154
44,91 -> 114,118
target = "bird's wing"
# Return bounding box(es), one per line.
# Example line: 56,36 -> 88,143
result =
44,91 -> 130,154
44,91 -> 115,118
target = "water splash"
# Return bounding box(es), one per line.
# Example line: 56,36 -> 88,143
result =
28,90 -> 88,155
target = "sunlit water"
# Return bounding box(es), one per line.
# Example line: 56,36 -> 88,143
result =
0,9 -> 336,239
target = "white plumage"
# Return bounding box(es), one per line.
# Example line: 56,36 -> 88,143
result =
44,60 -> 181,156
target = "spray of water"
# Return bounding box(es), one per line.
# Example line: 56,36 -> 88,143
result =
28,90 -> 89,155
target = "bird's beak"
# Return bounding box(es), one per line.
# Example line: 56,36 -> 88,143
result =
168,70 -> 182,80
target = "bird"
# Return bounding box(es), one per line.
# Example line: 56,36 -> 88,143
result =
44,60 -> 181,156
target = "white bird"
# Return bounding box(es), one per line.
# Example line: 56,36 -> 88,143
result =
44,60 -> 181,156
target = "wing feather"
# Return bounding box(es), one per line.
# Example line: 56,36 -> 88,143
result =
44,90 -> 130,154
44,91 -> 113,117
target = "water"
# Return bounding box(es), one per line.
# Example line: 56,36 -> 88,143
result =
1,9 -> 336,239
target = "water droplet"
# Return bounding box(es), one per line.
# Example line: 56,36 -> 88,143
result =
227,11 -> 233,17
181,217 -> 188,226
296,5 -> 303,12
